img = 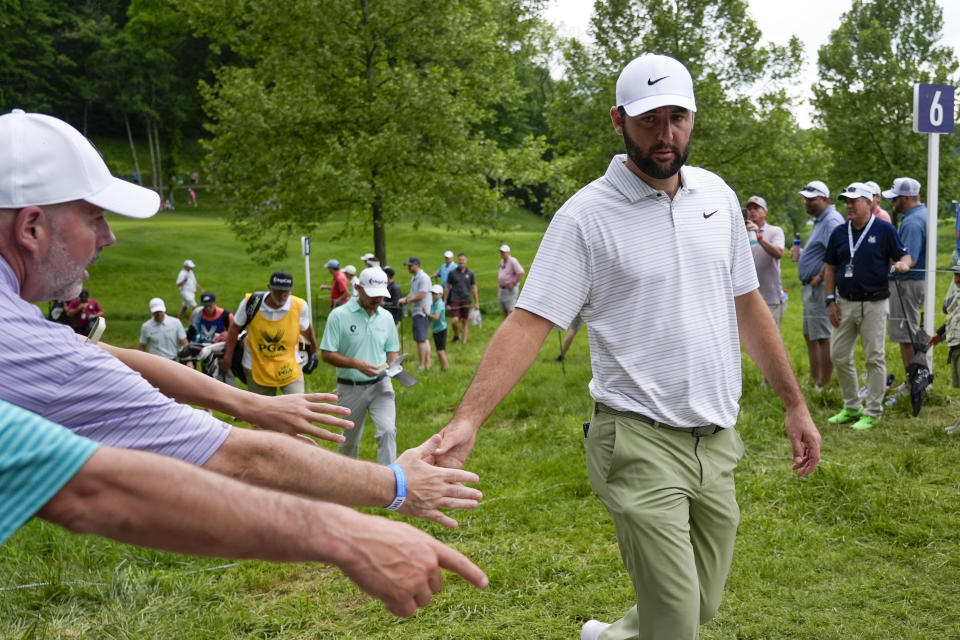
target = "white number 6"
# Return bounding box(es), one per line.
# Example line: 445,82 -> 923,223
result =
930,90 -> 944,127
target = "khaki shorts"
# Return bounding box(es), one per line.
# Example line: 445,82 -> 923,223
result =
888,279 -> 924,343
802,284 -> 832,340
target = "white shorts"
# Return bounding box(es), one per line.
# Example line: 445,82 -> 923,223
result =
181,291 -> 197,308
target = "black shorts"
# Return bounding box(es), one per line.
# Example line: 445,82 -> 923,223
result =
433,328 -> 447,351
412,315 -> 429,342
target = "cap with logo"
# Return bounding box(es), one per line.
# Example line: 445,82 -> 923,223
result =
201,292 -> 216,304
0,109 -> 160,218
499,244 -> 511,252
184,259 -> 196,268
744,195 -> 767,211
798,180 -> 830,199
269,271 -> 294,291
838,182 -> 874,201
431,284 -> 443,295
882,177 -> 921,199
405,256 -> 421,266
149,297 -> 166,313
357,267 -> 391,297
443,250 -> 454,259
324,258 -> 340,269
616,54 -> 697,117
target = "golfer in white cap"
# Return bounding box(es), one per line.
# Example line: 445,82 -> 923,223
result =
435,53 -> 821,640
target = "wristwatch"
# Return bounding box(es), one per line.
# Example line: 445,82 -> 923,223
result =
825,295 -> 837,307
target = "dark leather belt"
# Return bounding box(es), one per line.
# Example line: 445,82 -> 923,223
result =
595,402 -> 723,437
337,375 -> 385,386
841,290 -> 889,302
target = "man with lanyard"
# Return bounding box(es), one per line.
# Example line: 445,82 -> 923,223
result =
434,54 -> 821,640
883,177 -> 927,403
795,181 -> 845,391
221,271 -> 319,396
321,267 -> 400,465
824,182 -> 911,430
190,291 -> 233,343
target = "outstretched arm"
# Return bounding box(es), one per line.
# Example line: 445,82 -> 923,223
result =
735,289 -> 821,477
99,341 -> 353,443
435,309 -> 554,468
38,445 -> 488,617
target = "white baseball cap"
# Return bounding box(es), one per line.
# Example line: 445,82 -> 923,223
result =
184,259 -> 195,268
0,109 -> 159,217
358,267 -> 390,297
616,54 -> 697,117
443,250 -> 454,259
864,181 -> 882,197
149,297 -> 166,313
499,244 -> 510,252
838,182 -> 874,201
343,264 -> 357,276
360,252 -> 376,261
744,195 -> 767,211
431,284 -> 443,295
882,177 -> 921,199
798,180 -> 830,199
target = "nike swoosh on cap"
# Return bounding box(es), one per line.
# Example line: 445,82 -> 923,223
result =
703,210 -> 718,219
647,75 -> 669,85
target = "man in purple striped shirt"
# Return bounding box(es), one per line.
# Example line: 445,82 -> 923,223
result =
0,109 -> 480,533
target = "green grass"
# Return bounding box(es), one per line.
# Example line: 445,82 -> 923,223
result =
4,196 -> 960,638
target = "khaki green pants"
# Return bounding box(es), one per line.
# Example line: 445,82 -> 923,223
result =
829,298 -> 888,417
585,408 -> 744,640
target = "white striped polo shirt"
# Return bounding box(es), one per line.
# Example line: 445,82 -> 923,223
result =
518,155 -> 758,428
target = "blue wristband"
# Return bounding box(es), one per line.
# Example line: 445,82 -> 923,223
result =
385,463 -> 406,511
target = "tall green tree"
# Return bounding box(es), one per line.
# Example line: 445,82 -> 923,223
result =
175,0 -> 549,264
813,0 -> 959,198
544,0 -> 825,232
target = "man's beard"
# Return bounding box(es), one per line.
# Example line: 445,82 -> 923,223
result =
37,234 -> 92,302
623,130 -> 690,180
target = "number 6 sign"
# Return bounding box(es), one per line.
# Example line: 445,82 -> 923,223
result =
914,83 -> 955,134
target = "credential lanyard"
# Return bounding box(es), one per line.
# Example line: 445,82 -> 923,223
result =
846,215 -> 875,268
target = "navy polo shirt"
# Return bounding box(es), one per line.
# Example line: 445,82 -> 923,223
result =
824,217 -> 906,299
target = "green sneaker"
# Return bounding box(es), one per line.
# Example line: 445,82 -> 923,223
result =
827,407 -> 863,424
851,415 -> 878,431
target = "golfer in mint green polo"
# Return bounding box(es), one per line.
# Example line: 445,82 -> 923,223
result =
321,266 -> 400,464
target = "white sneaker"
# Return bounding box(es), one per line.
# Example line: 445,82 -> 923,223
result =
581,620 -> 611,640
945,421 -> 960,435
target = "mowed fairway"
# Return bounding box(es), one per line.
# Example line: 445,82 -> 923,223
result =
3,196 -> 960,639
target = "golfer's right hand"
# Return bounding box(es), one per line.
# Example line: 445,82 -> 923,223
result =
434,420 -> 477,470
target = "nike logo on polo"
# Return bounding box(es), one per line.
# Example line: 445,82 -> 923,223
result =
703,210 -> 718,219
647,75 -> 669,85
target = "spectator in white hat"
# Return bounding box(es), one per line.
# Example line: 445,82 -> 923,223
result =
883,177 -> 927,401
431,249 -> 457,289
743,195 -> 786,327
796,180 -> 845,391
863,181 -> 891,223
176,258 -> 203,320
139,297 -> 187,359
435,53 -> 821,640
497,244 -> 524,317
824,182 -> 911,430
343,264 -> 360,299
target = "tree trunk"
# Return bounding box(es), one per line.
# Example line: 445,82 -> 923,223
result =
124,114 -> 142,185
146,118 -> 157,190
152,119 -> 164,196
371,171 -> 386,265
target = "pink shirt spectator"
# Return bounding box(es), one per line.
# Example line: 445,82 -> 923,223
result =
872,205 -> 892,224
752,222 -> 786,305
498,255 -> 525,289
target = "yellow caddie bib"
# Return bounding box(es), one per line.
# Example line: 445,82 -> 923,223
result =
246,294 -> 305,387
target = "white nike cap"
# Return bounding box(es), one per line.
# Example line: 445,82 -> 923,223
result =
616,54 -> 697,117
0,109 -> 159,218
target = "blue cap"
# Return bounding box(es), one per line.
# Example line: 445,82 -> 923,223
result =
324,259 -> 340,269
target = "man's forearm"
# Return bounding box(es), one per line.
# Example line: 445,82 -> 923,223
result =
735,290 -> 807,411
449,309 -> 552,430
203,426 -> 397,507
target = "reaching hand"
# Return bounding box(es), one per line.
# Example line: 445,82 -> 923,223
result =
397,434 -> 482,528
785,408 -> 821,478
247,392 -> 353,444
433,421 -> 477,470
